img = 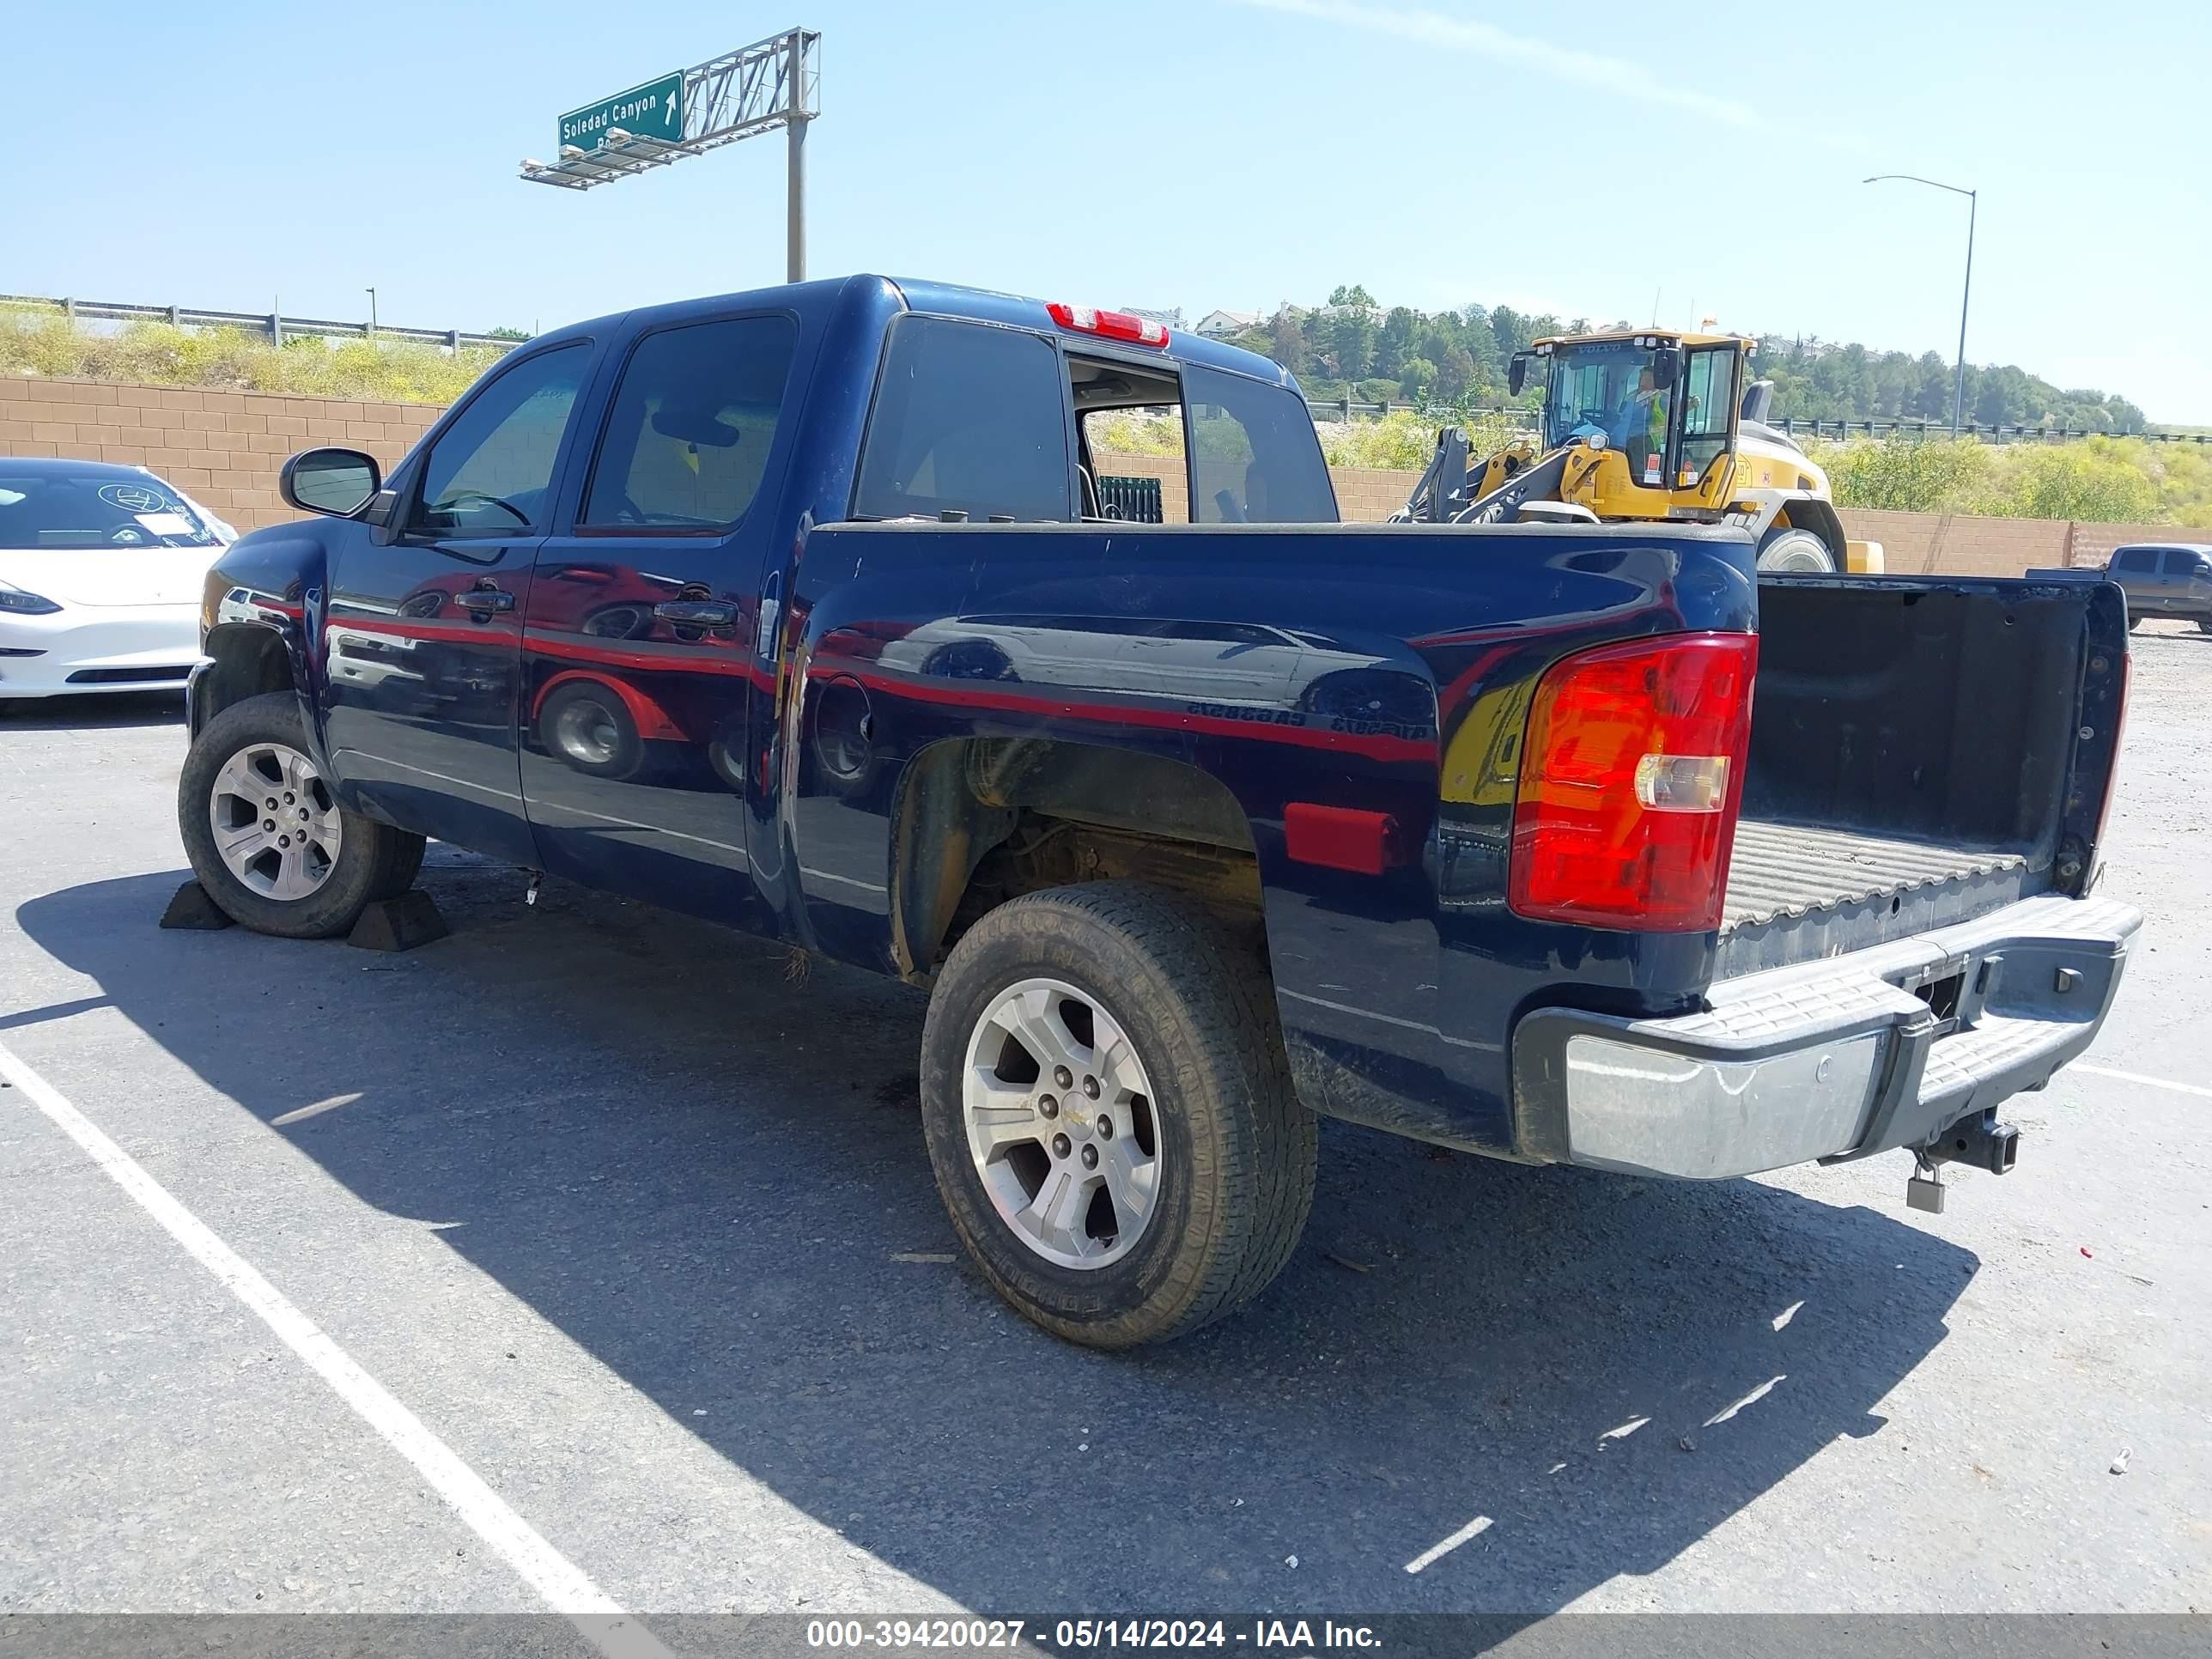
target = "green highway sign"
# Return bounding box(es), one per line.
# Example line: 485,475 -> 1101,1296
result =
560,71 -> 684,153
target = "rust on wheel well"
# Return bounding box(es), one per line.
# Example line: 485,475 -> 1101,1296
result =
890,737 -> 1263,983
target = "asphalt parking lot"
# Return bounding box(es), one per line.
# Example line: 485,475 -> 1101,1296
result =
1,626 -> 2207,1629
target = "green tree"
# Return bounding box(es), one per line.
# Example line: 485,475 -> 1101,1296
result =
1325,294 -> 1378,382
1375,307 -> 1417,381
1433,343 -> 1477,400
1487,305 -> 1532,361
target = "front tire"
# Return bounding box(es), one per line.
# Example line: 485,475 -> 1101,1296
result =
919,882 -> 1317,1347
179,691 -> 426,939
1756,526 -> 1838,573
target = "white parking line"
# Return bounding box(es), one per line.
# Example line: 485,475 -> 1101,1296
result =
1704,1374 -> 1787,1427
2075,1062 -> 2212,1101
0,1038 -> 668,1658
1404,1514 -> 1493,1574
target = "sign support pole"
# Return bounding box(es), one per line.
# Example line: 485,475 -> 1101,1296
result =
785,28 -> 807,282
787,124 -> 806,282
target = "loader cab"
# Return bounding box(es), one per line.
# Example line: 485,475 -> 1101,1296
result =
1511,330 -> 1750,514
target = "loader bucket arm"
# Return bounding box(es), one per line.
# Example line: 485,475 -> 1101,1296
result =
1455,447 -> 1571,526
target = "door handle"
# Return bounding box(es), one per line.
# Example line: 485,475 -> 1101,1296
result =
454,586 -> 515,617
654,599 -> 738,628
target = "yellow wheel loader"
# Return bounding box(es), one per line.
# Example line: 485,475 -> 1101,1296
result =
1397,329 -> 1883,574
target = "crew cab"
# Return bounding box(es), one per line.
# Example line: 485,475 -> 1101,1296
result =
2082,544 -> 2212,633
180,275 -> 2141,1347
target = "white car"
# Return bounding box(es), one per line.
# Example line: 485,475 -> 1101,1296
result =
0,459 -> 236,700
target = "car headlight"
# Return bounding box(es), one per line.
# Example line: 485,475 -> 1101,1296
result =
0,580 -> 63,616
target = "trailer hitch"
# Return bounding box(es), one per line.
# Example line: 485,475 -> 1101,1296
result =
1908,1111 -> 2021,1212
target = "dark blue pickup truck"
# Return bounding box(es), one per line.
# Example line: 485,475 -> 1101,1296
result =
180,275 -> 2141,1346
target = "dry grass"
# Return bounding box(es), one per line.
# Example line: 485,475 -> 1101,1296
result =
2,303 -> 504,404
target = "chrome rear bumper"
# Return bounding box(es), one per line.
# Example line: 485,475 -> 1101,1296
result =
1510,893 -> 2142,1180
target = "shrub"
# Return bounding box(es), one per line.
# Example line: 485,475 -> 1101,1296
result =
1811,437 -> 1991,513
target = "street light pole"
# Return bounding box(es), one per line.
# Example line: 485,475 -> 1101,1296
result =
365,287 -> 379,336
1864,173 -> 1977,437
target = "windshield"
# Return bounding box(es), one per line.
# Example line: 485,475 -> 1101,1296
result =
0,473 -> 222,551
1542,342 -> 1672,461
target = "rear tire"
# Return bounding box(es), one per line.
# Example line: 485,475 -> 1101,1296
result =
179,691 -> 426,939
1756,526 -> 1838,573
2130,614 -> 2144,632
918,882 -> 1317,1348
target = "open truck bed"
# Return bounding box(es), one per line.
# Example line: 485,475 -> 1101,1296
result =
1722,820 -> 2031,971
1715,574 -> 2115,977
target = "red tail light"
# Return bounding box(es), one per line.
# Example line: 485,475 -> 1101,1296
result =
1509,632 -> 1758,932
1046,302 -> 1170,348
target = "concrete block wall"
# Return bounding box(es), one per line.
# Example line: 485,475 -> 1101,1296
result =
1089,453 -> 1422,524
0,377 -> 438,532
1838,508 -> 2070,578
1325,465 -> 1423,522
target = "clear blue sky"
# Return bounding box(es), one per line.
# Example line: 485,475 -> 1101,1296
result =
14,0 -> 2211,421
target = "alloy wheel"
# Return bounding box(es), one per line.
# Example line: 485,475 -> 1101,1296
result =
962,977 -> 1163,1269
208,741 -> 343,900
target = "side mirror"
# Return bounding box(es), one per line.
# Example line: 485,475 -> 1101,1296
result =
280,447 -> 382,518
1508,353 -> 1530,397
1650,355 -> 1678,392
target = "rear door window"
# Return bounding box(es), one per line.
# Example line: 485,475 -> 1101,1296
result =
581,316 -> 798,532
1183,366 -> 1335,524
2112,548 -> 2157,572
855,317 -> 1071,523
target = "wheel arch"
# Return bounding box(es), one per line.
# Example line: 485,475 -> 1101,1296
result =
193,622 -> 304,739
888,736 -> 1264,985
1772,495 -> 1849,565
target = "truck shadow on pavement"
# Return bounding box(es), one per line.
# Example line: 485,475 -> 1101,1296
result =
20,855 -> 1978,1616
0,691 -> 185,732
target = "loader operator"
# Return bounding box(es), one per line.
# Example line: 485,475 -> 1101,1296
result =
1608,366 -> 1668,473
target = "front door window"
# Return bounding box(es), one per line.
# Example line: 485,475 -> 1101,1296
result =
412,344 -> 590,538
